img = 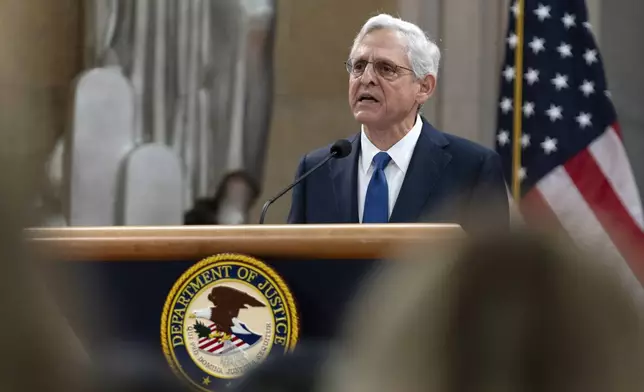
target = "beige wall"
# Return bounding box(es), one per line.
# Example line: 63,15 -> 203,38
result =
0,0 -> 81,203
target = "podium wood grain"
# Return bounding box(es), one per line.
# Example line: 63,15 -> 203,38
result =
25,224 -> 464,261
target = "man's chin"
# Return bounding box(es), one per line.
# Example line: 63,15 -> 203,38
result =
353,111 -> 382,125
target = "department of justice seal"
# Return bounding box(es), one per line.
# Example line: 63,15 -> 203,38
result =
161,253 -> 299,391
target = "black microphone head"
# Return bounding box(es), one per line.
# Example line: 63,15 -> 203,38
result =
330,139 -> 352,158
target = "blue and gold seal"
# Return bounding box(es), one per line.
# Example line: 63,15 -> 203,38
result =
161,253 -> 299,391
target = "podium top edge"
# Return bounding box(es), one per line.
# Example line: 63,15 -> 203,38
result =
22,224 -> 465,261
24,223 -> 463,238
26,223 -> 461,230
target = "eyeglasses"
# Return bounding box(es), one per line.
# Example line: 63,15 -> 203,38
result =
345,59 -> 414,80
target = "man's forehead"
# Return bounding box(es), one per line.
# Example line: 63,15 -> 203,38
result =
352,29 -> 406,60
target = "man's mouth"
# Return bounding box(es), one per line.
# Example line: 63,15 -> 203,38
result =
357,93 -> 379,103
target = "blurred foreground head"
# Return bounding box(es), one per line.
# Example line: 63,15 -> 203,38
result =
320,231 -> 644,392
0,171 -> 194,391
0,169 -> 90,391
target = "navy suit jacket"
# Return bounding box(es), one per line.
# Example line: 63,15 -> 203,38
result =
287,118 -> 509,232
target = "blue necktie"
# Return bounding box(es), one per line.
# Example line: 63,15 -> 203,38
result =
363,152 -> 392,223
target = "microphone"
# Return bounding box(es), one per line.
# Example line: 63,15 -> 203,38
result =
258,139 -> 352,224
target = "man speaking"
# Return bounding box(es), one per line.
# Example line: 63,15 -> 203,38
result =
287,14 -> 508,230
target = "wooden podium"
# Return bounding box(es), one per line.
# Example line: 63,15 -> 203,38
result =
27,224 -> 463,261
26,224 -> 463,362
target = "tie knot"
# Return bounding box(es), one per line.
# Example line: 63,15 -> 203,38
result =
372,152 -> 392,171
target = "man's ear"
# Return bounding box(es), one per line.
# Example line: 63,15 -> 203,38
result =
417,74 -> 436,105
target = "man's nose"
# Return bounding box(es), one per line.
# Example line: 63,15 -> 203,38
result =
359,63 -> 378,85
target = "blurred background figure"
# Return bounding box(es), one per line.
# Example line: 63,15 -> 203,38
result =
185,171 -> 260,224
319,230 -> 644,392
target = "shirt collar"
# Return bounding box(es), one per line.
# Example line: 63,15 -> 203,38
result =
360,114 -> 423,174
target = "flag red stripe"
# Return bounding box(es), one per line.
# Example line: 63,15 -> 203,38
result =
520,187 -> 580,245
200,337 -> 243,350
565,148 -> 644,280
588,126 -> 643,228
520,187 -> 564,230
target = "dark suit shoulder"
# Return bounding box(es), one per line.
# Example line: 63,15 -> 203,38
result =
437,129 -> 498,159
422,125 -> 500,175
420,122 -> 509,231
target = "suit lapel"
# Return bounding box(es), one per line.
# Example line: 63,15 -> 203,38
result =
390,120 -> 452,223
330,134 -> 360,223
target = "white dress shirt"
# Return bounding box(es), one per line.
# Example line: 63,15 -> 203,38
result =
358,115 -> 423,222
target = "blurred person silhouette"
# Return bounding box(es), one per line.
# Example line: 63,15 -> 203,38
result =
318,230 -> 644,392
185,171 -> 260,225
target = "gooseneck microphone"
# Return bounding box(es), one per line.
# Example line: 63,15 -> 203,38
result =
258,139 -> 352,224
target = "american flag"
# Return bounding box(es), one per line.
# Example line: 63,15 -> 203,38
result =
496,0 -> 644,293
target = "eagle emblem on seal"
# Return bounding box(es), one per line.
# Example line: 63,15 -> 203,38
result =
189,285 -> 266,354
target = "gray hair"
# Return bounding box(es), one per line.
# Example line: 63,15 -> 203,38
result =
350,13 -> 441,80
